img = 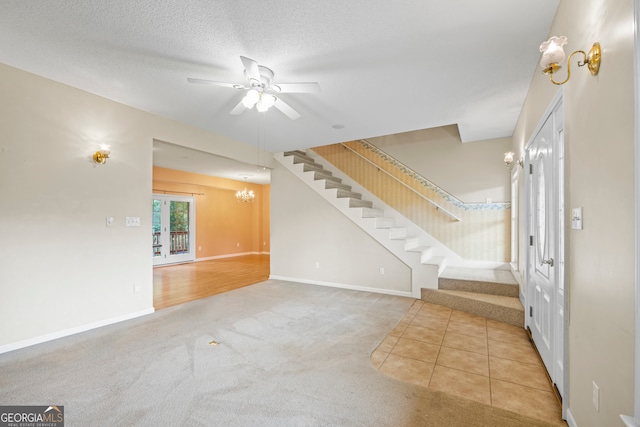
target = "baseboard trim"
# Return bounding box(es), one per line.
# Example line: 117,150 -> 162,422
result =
566,408 -> 578,427
269,275 -> 413,298
0,308 -> 155,355
195,252 -> 268,262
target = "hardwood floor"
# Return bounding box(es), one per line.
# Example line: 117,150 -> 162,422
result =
153,254 -> 270,310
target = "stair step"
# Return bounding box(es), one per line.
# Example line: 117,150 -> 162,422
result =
439,267 -> 519,297
349,198 -> 373,208
361,207 -> 384,218
389,227 -> 408,239
324,180 -> 351,191
375,218 -> 396,228
313,171 -> 340,183
290,154 -> 317,166
404,237 -> 429,252
302,162 -> 324,173
440,267 -> 517,285
421,289 -> 524,327
283,150 -> 307,157
336,189 -> 362,199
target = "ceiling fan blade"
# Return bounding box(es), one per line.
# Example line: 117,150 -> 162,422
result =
273,82 -> 321,94
187,78 -> 246,89
240,56 -> 261,83
273,98 -> 301,120
229,100 -> 247,115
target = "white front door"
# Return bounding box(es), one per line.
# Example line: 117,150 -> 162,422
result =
153,195 -> 196,266
526,95 -> 565,399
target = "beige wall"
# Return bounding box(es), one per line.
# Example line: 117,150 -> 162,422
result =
512,0 -> 635,424
270,164 -> 412,294
313,141 -> 511,262
368,126 -> 512,203
0,63 -> 258,350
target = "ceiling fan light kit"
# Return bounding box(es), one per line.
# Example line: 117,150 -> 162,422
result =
188,56 -> 320,120
242,90 -> 277,112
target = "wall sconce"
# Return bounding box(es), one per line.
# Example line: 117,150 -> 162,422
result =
504,152 -> 523,168
93,143 -> 111,164
539,36 -> 601,85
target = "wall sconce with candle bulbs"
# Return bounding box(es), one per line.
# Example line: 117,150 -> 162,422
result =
93,143 -> 111,165
504,152 -> 523,168
539,36 -> 601,85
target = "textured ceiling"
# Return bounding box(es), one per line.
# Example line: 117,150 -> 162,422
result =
0,1 -> 558,155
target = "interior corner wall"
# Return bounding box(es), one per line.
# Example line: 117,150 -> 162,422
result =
367,128 -> 512,203
0,63 -> 259,351
260,184 -> 271,254
270,163 -> 411,294
511,0 -> 635,425
152,167 -> 270,257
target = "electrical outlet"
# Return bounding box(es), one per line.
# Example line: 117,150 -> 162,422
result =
379,267 -> 385,275
592,381 -> 600,412
315,261 -> 320,269
106,216 -> 114,227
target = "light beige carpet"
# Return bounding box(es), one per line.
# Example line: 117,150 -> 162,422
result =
0,280 -> 561,426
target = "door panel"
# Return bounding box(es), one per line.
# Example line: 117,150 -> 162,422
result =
526,97 -> 565,400
528,114 -> 556,385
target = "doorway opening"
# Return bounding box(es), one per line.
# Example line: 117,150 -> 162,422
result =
153,194 -> 196,266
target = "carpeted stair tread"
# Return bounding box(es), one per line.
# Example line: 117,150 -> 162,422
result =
437,290 -> 523,310
440,267 -> 517,285
438,267 -> 519,297
422,289 -> 524,327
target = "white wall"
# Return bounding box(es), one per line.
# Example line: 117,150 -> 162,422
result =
270,164 -> 412,295
0,63 -> 258,351
368,126 -> 512,203
512,0 -> 635,425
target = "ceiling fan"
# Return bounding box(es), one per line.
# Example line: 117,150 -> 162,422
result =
188,56 -> 320,120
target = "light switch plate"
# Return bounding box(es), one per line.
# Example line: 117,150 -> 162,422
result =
125,216 -> 141,227
106,216 -> 114,227
572,207 -> 583,230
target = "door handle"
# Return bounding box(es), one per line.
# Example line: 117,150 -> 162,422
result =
542,258 -> 554,267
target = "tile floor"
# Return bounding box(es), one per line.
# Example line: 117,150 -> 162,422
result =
371,300 -> 566,426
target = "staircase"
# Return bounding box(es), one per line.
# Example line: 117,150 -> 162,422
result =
275,149 -> 523,325
275,149 -> 468,296
422,266 -> 524,326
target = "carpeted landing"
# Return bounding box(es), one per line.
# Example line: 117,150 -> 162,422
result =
0,280 -> 563,426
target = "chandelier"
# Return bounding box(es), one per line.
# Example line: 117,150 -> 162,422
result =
236,188 -> 255,203
236,176 -> 255,203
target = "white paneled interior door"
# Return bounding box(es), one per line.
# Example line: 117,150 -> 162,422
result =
526,95 -> 565,400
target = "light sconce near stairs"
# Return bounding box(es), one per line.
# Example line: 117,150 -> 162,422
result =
504,152 -> 523,168
539,36 -> 601,85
